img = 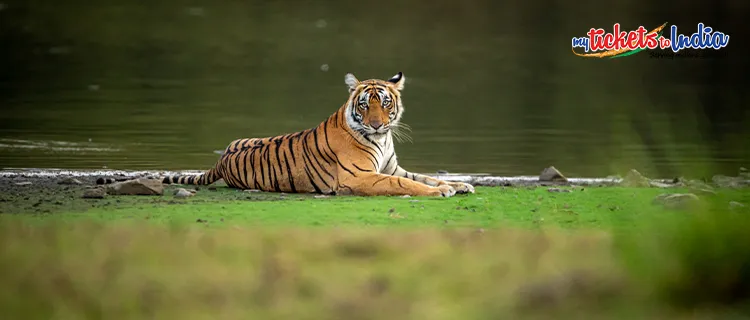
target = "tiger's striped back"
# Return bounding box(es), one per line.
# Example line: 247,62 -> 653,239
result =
160,110 -> 358,194
210,125 -> 343,194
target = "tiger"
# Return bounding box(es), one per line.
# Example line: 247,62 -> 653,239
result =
160,72 -> 475,197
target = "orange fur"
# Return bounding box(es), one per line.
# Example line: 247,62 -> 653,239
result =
162,72 -> 475,197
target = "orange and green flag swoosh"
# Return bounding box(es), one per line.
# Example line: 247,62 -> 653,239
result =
572,22 -> 668,59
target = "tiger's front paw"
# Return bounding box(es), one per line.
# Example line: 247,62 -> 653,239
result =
448,182 -> 475,194
430,185 -> 456,197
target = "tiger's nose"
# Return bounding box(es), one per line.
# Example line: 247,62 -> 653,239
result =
370,121 -> 383,130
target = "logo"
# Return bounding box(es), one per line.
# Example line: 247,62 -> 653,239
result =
571,22 -> 730,59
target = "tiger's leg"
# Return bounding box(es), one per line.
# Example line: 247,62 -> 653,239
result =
336,172 -> 456,197
392,166 -> 475,194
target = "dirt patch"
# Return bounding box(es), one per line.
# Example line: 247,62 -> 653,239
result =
0,174 -> 313,215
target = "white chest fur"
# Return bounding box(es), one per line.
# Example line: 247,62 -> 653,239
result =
373,133 -> 395,173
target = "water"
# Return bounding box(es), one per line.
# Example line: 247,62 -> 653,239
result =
1,1 -> 747,178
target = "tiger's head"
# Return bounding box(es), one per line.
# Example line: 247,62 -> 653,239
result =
344,72 -> 406,137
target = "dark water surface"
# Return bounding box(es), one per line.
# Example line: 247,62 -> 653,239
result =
1,1 -> 747,178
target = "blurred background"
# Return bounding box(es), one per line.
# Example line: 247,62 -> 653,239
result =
0,0 -> 747,178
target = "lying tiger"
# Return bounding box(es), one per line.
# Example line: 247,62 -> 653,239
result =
162,72 -> 475,197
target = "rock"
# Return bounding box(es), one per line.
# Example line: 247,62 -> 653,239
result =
82,187 -> 106,199
174,188 -> 194,198
539,166 -> 567,182
621,169 -> 650,188
547,188 -> 571,193
684,179 -> 713,190
689,188 -> 717,196
58,177 -> 83,185
400,195 -> 411,198
739,167 -> 749,179
245,189 -> 261,193
729,201 -> 746,211
314,195 -> 329,199
671,176 -> 685,185
649,181 -> 673,188
436,170 -> 449,174
684,180 -> 716,195
712,175 -> 744,188
14,181 -> 32,186
652,193 -> 700,210
106,178 -> 163,196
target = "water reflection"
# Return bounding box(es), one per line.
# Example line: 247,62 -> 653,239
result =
0,1 -> 746,178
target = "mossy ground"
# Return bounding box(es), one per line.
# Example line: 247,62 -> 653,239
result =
1,177 -> 749,319
5,181 -> 747,230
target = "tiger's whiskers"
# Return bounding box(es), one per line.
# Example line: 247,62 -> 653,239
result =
391,122 -> 413,144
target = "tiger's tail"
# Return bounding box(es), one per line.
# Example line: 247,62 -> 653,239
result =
162,167 -> 222,185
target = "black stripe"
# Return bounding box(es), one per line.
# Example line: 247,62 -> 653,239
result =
222,154 -> 234,186
218,159 -> 230,185
234,151 -> 247,188
273,140 -> 283,192
283,152 -> 297,193
267,144 -> 276,190
332,112 -> 339,128
221,156 -> 234,187
288,137 -> 297,166
249,148 -> 260,189
229,139 -> 242,151
342,128 -> 378,167
264,143 -> 273,189
235,150 -> 248,188
301,138 -> 332,189
260,143 -> 270,188
352,163 -> 373,172
365,136 -> 383,157
371,175 -> 390,187
241,150 -> 251,188
228,154 -> 241,187
312,128 -> 334,164
324,121 -> 356,177
257,145 -> 266,188
303,130 -> 335,180
385,153 -> 396,174
303,166 -> 322,193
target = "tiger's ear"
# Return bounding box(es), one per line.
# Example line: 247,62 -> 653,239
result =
387,72 -> 405,91
345,73 -> 360,92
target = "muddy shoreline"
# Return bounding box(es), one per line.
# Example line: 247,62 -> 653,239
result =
0,167 -> 640,186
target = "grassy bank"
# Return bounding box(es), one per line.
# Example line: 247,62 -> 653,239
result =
1,178 -> 750,319
5,184 -> 748,229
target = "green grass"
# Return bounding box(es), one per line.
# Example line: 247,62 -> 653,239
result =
1,185 -> 750,319
15,186 -> 749,230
